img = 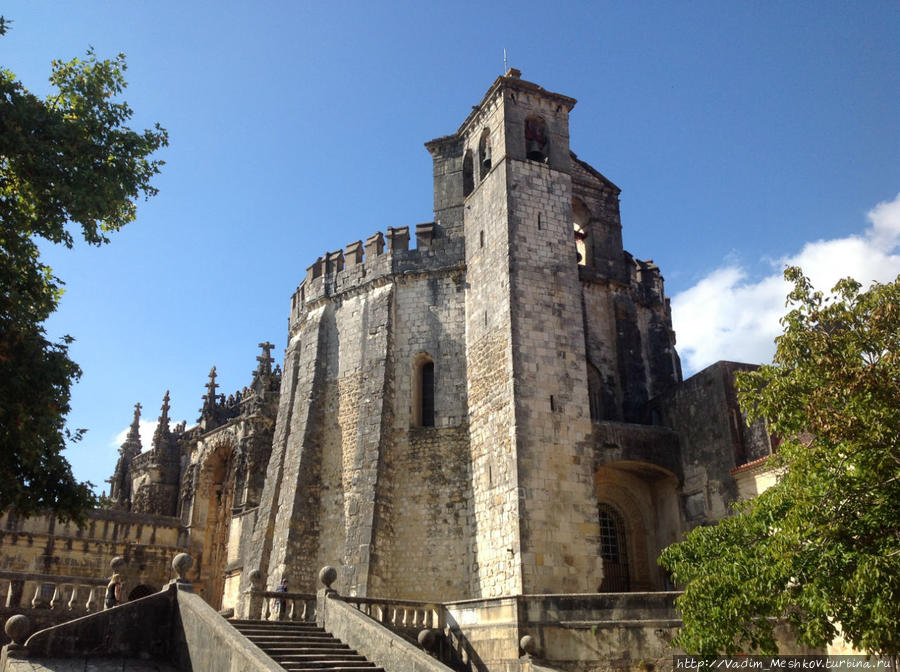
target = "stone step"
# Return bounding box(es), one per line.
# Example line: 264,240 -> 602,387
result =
272,658 -> 374,667
232,621 -> 324,631
278,666 -> 382,672
230,618 -> 384,672
259,647 -> 355,656
243,634 -> 340,643
281,668 -> 384,672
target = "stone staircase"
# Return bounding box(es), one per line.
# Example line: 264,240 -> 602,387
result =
230,619 -> 386,672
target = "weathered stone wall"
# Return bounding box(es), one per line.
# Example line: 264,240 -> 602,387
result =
0,510 -> 185,598
651,360 -> 774,528
368,269 -> 472,600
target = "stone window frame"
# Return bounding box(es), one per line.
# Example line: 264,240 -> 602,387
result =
463,149 -> 474,197
597,502 -> 631,592
411,353 -> 436,428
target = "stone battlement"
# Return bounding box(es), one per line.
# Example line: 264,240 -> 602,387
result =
290,221 -> 464,324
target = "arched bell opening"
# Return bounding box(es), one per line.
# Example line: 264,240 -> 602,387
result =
524,115 -> 549,163
594,460 -> 680,591
478,129 -> 492,181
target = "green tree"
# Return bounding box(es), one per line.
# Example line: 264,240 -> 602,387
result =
0,18 -> 168,522
660,267 -> 900,657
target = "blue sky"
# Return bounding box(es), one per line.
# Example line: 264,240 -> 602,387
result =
3,1 -> 898,492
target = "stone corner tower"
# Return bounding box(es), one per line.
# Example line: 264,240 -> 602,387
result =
459,70 -> 601,596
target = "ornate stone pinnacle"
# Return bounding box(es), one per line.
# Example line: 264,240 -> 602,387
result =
152,390 -> 172,450
120,401 -> 143,456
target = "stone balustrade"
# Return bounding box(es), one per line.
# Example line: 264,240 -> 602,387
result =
250,589 -> 317,623
0,570 -> 107,614
340,596 -> 443,631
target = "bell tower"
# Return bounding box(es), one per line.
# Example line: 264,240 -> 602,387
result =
460,71 -> 601,596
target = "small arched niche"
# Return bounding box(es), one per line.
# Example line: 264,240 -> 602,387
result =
478,129 -> 492,181
463,150 -> 474,197
573,197 -> 592,267
524,116 -> 549,163
412,354 -> 436,428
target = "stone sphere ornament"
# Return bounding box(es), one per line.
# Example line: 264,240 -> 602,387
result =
417,628 -> 438,652
5,614 -> 30,646
172,552 -> 193,580
248,568 -> 263,589
318,565 -> 337,589
110,556 -> 126,572
520,634 -> 538,657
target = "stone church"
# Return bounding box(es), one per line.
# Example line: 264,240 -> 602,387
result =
102,69 -> 774,609
2,71 -> 778,668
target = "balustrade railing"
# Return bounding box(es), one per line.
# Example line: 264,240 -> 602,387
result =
252,590 -> 317,623
340,596 -> 444,631
0,570 -> 108,614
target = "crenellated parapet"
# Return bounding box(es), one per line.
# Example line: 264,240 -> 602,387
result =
289,221 -> 464,329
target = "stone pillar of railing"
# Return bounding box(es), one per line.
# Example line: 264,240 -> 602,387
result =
315,565 -> 337,629
246,568 -> 265,621
166,553 -> 194,593
6,579 -> 23,608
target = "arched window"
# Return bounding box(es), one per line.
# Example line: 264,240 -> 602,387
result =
463,150 -> 474,197
597,503 -> 630,592
524,116 -> 549,162
587,362 -> 603,422
478,129 -> 492,181
413,356 -> 435,427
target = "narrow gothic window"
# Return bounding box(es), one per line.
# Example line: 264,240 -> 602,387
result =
597,503 -> 630,592
478,129 -> 492,181
463,150 -> 474,197
525,116 -> 549,162
414,356 -> 435,428
420,361 -> 435,427
573,198 -> 592,267
587,362 -> 603,422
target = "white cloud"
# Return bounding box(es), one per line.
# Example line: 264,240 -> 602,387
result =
673,192 -> 900,376
110,419 -> 158,452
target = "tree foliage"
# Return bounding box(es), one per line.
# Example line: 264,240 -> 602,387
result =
0,19 -> 168,522
660,267 -> 900,656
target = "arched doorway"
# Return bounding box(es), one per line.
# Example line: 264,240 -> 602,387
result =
127,584 -> 155,601
198,442 -> 236,609
594,460 -> 681,591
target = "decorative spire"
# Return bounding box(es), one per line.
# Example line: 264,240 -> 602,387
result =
151,390 -> 171,450
119,402 -> 143,458
200,366 -> 220,418
251,342 -> 275,392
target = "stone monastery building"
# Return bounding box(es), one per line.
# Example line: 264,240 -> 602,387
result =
1,73 -> 777,669
101,69 -> 774,609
